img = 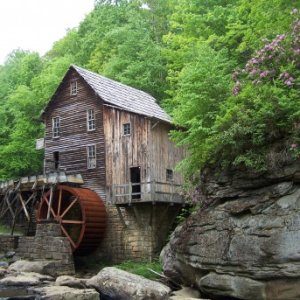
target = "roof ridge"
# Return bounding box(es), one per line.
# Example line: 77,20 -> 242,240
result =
71,64 -> 156,99
71,64 -> 171,123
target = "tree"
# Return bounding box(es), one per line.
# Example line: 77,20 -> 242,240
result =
168,44 -> 232,176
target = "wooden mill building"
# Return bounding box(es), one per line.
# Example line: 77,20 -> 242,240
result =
41,65 -> 186,261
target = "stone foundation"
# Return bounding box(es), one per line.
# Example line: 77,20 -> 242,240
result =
0,222 -> 74,276
0,235 -> 19,253
97,203 -> 181,262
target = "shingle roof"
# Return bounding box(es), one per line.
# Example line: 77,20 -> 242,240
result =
71,65 -> 171,123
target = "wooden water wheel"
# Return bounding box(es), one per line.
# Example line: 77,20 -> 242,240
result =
37,185 -> 107,255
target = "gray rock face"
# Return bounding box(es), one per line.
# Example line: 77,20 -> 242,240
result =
161,162 -> 300,300
86,266 -> 171,300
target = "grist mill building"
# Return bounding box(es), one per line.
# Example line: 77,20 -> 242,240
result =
0,65 -> 186,262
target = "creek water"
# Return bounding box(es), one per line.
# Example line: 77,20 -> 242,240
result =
0,286 -> 33,299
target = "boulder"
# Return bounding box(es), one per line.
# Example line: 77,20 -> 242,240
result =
33,285 -> 99,300
5,251 -> 16,259
0,261 -> 9,268
170,286 -> 211,300
55,275 -> 87,289
8,259 -> 70,277
86,267 -> 171,300
0,272 -> 47,286
161,162 -> 300,300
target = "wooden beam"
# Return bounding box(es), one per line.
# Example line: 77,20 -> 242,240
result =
18,193 -> 30,222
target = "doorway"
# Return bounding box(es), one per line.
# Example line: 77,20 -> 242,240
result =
53,151 -> 59,170
130,167 -> 141,199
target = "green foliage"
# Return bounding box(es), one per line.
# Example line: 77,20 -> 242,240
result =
0,0 -> 299,183
115,260 -> 162,279
167,44 -> 232,176
0,223 -> 11,235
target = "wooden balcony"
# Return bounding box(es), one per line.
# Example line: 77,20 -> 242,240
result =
111,181 -> 184,205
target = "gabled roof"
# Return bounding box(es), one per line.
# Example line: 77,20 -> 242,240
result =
45,65 -> 171,123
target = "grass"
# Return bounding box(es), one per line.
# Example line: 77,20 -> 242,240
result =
115,260 -> 162,280
0,224 -> 11,235
75,256 -> 163,280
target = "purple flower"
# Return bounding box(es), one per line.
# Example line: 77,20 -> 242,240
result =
280,72 -> 290,79
294,48 -> 300,54
249,69 -> 258,76
232,82 -> 241,96
260,70 -> 269,78
291,143 -> 298,148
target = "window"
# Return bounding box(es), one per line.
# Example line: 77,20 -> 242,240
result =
87,109 -> 96,131
70,80 -> 78,95
166,169 -> 174,181
123,123 -> 131,136
52,117 -> 60,138
87,145 -> 96,169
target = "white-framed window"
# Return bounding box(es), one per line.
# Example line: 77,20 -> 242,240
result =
87,145 -> 96,169
70,80 -> 78,96
166,169 -> 174,182
123,123 -> 131,136
87,109 -> 96,131
52,117 -> 60,138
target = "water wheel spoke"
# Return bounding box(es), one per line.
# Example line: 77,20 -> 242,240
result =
61,220 -> 84,224
57,188 -> 62,216
60,225 -> 77,249
43,196 -> 57,218
60,197 -> 78,219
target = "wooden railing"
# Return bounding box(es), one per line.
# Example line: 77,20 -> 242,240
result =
111,181 -> 184,205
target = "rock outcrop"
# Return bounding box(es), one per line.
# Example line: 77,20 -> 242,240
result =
161,161 -> 300,300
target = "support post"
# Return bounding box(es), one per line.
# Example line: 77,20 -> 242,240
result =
129,182 -> 132,205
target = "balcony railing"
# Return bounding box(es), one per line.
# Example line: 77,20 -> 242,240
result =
111,181 -> 184,205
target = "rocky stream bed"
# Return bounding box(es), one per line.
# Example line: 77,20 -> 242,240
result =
0,252 -> 211,300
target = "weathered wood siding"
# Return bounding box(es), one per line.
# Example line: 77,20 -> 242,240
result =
103,107 -> 151,190
103,106 -> 185,200
150,122 -> 185,185
44,69 -> 106,199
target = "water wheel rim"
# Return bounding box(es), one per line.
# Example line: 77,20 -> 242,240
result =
38,185 -> 87,251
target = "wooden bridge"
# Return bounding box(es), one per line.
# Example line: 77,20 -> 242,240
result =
0,172 -> 83,235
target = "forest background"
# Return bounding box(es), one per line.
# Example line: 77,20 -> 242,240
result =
0,0 -> 299,181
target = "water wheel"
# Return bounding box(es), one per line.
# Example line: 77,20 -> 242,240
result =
37,185 -> 107,255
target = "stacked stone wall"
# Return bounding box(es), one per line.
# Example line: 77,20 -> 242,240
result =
0,236 -> 18,253
97,203 -> 180,262
17,222 -> 74,275
1,222 -> 74,276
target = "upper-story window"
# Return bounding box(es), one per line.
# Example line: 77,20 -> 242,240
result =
70,80 -> 78,96
87,109 -> 96,131
123,123 -> 131,136
87,145 -> 96,169
52,117 -> 60,138
166,169 -> 174,182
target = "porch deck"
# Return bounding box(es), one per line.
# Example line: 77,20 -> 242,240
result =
111,181 -> 184,205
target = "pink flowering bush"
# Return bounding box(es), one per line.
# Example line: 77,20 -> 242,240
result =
213,10 -> 300,170
233,9 -> 300,93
